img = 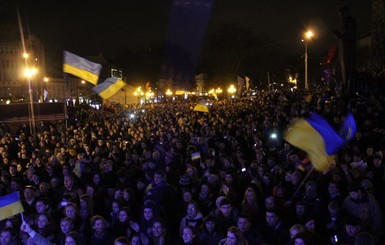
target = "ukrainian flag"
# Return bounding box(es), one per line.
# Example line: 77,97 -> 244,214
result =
92,77 -> 126,100
193,103 -> 209,113
0,192 -> 24,221
191,151 -> 201,160
63,51 -> 102,85
284,112 -> 356,172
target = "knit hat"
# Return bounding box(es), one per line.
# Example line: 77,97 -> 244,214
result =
179,174 -> 192,188
219,197 -> 232,207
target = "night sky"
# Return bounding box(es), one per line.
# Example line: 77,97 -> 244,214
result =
2,0 -> 372,82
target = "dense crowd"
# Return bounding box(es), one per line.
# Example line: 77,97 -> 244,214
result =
0,89 -> 385,245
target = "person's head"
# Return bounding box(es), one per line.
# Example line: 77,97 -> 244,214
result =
118,207 -> 130,223
328,200 -> 340,216
295,201 -> 307,216
90,215 -> 108,234
225,226 -> 246,245
65,202 -> 79,219
328,181 -> 340,195
243,187 -> 257,204
186,201 -> 199,218
129,233 -> 141,245
23,185 -> 36,201
264,195 -> 276,210
266,210 -> 279,227
345,215 -> 361,237
289,224 -> 305,239
60,217 -> 74,235
182,189 -> 193,203
294,233 -> 311,245
143,204 -> 154,221
203,215 -> 216,233
373,154 -> 382,168
35,197 -> 49,214
237,214 -> 251,233
348,182 -> 362,200
152,219 -> 166,238
154,170 -> 166,185
182,226 -> 197,244
0,227 -> 16,245
111,200 -> 121,215
219,198 -> 233,217
114,236 -> 130,245
305,180 -> 317,196
303,217 -> 316,233
64,174 -> 74,190
65,231 -> 83,245
37,213 -> 50,229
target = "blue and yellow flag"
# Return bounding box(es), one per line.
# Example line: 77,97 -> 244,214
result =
92,77 -> 126,100
193,103 -> 209,113
63,51 -> 102,85
284,112 -> 356,171
0,192 -> 24,221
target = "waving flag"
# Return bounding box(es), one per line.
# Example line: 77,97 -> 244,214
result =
0,192 -> 24,221
92,77 -> 126,100
193,100 -> 209,113
63,51 -> 102,85
284,112 -> 356,171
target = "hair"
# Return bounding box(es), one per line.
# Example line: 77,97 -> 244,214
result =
237,213 -> 251,222
153,218 -> 167,230
226,226 -> 248,245
90,215 -> 107,228
293,233 -> 312,245
183,225 -> 198,235
114,236 -> 130,245
65,231 -> 84,245
289,224 -> 305,239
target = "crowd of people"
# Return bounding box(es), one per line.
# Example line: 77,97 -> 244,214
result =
0,89 -> 384,245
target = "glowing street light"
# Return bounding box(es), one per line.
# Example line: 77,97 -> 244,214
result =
215,87 -> 223,94
165,89 -> 173,96
24,67 -> 38,78
227,84 -> 236,98
303,30 -> 314,90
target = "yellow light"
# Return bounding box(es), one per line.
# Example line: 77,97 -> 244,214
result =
227,84 -> 236,94
23,53 -> 29,59
81,80 -> 85,84
24,67 -> 38,78
165,89 -> 173,96
305,30 -> 314,40
216,87 -> 223,94
208,89 -> 215,94
134,91 -> 138,96
44,77 -> 49,82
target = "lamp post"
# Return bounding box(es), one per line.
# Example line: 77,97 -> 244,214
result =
303,30 -> 314,90
25,66 -> 38,135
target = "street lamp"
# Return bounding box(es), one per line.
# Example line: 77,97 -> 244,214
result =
303,30 -> 314,90
227,84 -> 236,98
